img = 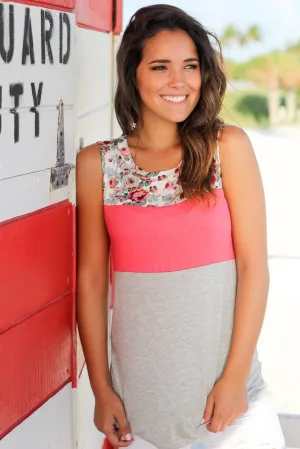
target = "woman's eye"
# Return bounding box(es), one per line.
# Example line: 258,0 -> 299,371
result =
186,64 -> 198,70
151,64 -> 199,71
151,66 -> 167,71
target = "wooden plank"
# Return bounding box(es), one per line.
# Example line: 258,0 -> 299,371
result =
75,0 -> 112,32
0,3 -> 76,179
0,294 -> 73,439
2,0 -> 75,11
0,201 -> 73,331
75,28 -> 113,146
113,0 -> 122,35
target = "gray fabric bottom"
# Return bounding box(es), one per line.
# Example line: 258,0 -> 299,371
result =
110,261 -> 267,449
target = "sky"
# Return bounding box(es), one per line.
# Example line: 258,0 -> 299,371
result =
123,0 -> 300,62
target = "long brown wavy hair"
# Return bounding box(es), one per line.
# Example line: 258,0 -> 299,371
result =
114,4 -> 227,201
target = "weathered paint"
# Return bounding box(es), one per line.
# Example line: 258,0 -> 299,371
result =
0,293 -> 73,439
0,3 -> 76,179
0,201 -> 73,331
2,0 -> 74,12
113,0 -> 122,35
76,0 -> 113,32
75,27 -> 114,145
0,169 -> 76,222
0,0 -> 121,446
0,0 -> 76,444
0,383 -> 74,449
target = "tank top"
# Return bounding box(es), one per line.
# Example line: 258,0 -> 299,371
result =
98,134 -> 266,449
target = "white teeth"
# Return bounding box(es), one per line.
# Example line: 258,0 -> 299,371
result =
162,95 -> 187,103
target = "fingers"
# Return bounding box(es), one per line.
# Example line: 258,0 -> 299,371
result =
227,415 -> 237,427
114,411 -> 133,444
218,415 -> 234,431
202,393 -> 215,424
207,414 -> 237,433
106,430 -> 132,448
207,413 -> 223,433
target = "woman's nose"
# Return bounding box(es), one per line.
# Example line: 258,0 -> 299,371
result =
168,69 -> 185,88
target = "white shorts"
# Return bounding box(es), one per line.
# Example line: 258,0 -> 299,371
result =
125,389 -> 286,449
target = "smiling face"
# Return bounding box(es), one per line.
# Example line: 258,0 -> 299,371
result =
136,29 -> 201,125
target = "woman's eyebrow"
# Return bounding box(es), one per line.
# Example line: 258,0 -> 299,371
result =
148,57 -> 199,64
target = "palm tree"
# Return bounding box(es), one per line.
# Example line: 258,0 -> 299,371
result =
245,52 -> 281,126
281,44 -> 300,122
239,25 -> 262,46
221,24 -> 287,126
220,24 -> 263,84
220,25 -> 240,47
220,24 -> 262,48
222,25 -> 300,126
243,50 -> 300,125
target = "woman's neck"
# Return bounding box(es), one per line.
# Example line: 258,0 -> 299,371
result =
129,114 -> 180,152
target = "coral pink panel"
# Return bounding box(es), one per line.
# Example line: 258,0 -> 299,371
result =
105,190 -> 235,274
76,0 -> 113,32
0,294 -> 73,439
2,0 -> 75,11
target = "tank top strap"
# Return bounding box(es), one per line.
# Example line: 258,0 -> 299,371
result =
213,130 -> 222,189
215,130 -> 221,166
97,139 -> 115,173
97,138 -> 121,198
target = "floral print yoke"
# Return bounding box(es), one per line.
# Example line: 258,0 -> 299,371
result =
97,135 -> 222,207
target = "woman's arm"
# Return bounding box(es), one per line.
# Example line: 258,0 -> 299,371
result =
76,144 -> 133,446
76,144 -> 111,396
203,125 -> 269,433
220,125 -> 269,382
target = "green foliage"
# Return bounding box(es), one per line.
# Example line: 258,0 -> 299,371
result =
286,41 -> 300,53
220,24 -> 262,47
220,25 -> 240,46
220,89 -> 270,128
224,41 -> 300,90
236,94 -> 268,122
239,25 -> 262,46
219,30 -> 300,127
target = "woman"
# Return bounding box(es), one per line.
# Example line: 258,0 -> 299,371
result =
76,5 -> 286,449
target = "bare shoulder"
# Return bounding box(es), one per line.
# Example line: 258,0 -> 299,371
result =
76,143 -> 103,205
217,124 -> 262,200
218,124 -> 252,151
76,142 -> 102,169
216,126 -> 267,269
218,124 -> 256,169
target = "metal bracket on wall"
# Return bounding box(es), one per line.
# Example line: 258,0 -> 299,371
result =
50,99 -> 75,191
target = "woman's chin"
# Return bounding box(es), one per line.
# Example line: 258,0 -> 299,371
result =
159,112 -> 192,124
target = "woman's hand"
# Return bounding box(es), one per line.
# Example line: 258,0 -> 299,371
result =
94,387 -> 133,448
202,374 -> 248,433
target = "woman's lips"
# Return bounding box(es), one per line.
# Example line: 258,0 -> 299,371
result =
160,95 -> 189,104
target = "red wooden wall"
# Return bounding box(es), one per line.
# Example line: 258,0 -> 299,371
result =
0,0 -> 123,439
0,201 -> 75,439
